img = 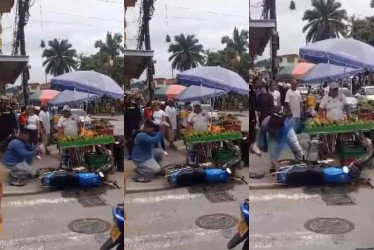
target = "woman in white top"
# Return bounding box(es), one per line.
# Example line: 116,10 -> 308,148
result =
152,102 -> 166,151
26,106 -> 40,145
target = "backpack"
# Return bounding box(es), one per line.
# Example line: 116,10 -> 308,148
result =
1,134 -> 17,153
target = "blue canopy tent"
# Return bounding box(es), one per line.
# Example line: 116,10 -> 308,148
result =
299,38 -> 374,71
176,66 -> 249,95
48,90 -> 99,106
175,85 -> 227,102
300,63 -> 364,83
51,70 -> 123,99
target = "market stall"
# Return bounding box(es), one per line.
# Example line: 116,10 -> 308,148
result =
304,117 -> 374,165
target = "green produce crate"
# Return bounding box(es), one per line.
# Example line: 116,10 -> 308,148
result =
212,148 -> 235,163
185,133 -> 242,143
84,152 -> 109,171
59,136 -> 115,148
305,122 -> 374,134
337,144 -> 366,165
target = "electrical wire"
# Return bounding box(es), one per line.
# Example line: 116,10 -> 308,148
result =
41,10 -> 122,23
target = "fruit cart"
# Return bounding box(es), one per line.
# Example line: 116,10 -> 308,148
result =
184,126 -> 242,165
305,117 -> 374,163
58,131 -> 115,172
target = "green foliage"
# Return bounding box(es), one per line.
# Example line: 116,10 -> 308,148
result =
167,34 -> 205,71
302,0 -> 348,43
350,16 -> 374,46
42,39 -> 78,76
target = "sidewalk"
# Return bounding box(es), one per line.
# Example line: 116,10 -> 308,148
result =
2,146 -> 124,197
125,143 -> 249,194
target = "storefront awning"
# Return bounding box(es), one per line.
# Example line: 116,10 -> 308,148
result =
0,0 -> 14,13
124,49 -> 154,85
249,19 -> 276,56
0,55 -> 29,85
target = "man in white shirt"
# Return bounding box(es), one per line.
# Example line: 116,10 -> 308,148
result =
269,81 -> 281,107
285,79 -> 302,130
39,104 -> 51,154
187,104 -> 211,132
57,105 -> 81,137
319,82 -> 350,121
165,100 -> 177,150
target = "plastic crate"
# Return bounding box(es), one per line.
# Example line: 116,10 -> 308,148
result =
337,144 -> 366,165
84,152 -> 109,171
212,148 -> 235,163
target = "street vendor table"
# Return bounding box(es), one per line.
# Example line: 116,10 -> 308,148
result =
59,136 -> 115,172
185,132 -> 242,164
305,124 -> 374,159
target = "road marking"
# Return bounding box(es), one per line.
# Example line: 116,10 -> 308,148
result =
2,197 -> 76,208
248,193 -> 320,202
124,228 -> 335,249
125,193 -> 204,204
124,192 -> 319,205
0,232 -> 104,250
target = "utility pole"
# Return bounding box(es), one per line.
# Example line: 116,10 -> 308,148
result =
17,0 -> 30,104
142,0 -> 154,100
269,0 -> 278,80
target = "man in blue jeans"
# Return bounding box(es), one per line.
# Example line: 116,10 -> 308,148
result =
131,120 -> 164,182
1,129 -> 42,177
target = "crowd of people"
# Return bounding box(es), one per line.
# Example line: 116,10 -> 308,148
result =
249,76 -> 351,172
124,95 -> 212,182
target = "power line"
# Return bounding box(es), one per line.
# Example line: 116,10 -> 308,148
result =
42,9 -> 122,23
156,3 -> 248,19
96,0 -> 122,4
28,19 -> 121,29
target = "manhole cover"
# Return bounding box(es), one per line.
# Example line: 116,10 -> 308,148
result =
68,218 -> 111,234
195,214 -> 238,229
205,191 -> 235,203
321,194 -> 355,206
304,217 -> 354,234
78,196 -> 108,207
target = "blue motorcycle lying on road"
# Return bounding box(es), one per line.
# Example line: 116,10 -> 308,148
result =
228,199 -> 249,250
100,203 -> 124,250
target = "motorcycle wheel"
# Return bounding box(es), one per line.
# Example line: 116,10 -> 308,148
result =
242,239 -> 248,250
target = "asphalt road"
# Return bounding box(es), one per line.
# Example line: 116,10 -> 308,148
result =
0,186 -> 123,250
249,187 -> 374,250
125,185 -> 248,250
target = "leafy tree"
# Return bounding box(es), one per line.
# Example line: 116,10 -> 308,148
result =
167,34 -> 205,72
221,28 -> 248,57
94,32 -> 124,59
349,16 -> 374,46
302,0 -> 348,43
42,39 -> 78,76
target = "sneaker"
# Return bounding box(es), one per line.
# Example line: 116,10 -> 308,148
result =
251,144 -> 262,156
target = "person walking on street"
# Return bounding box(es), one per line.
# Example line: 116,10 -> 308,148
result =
255,84 -> 274,125
165,99 -> 177,150
26,106 -> 40,146
39,104 -> 51,155
152,102 -> 167,152
269,81 -> 281,107
285,79 -> 302,131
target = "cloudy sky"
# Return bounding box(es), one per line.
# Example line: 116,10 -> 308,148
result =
2,0 -> 123,84
125,0 -> 248,79
251,0 -> 373,60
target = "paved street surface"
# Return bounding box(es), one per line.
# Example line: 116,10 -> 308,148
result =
0,187 -> 123,249
249,186 -> 374,250
125,184 -> 248,250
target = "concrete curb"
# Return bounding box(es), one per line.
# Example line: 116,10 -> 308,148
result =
3,188 -> 54,197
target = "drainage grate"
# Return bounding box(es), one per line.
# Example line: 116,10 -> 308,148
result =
304,217 -> 354,234
204,191 -> 235,203
78,195 -> 108,207
195,214 -> 238,230
321,193 -> 355,206
68,218 -> 111,234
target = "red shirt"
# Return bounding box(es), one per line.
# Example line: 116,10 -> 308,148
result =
144,107 -> 152,120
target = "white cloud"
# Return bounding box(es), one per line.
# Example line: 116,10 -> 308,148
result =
2,0 -> 123,84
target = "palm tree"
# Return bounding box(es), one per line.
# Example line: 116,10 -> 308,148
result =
302,0 -> 348,43
42,39 -> 78,76
94,32 -> 124,59
221,28 -> 249,57
167,34 -> 204,72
